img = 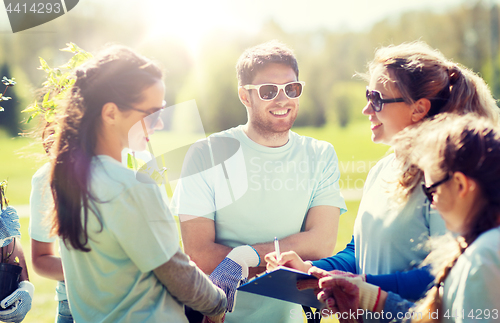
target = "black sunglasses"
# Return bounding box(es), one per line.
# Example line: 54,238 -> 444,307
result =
366,86 -> 405,112
129,100 -> 166,129
422,173 -> 451,202
243,81 -> 305,101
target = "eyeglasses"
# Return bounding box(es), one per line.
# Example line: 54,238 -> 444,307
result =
243,81 -> 305,101
366,86 -> 405,112
422,173 -> 451,202
129,100 -> 166,129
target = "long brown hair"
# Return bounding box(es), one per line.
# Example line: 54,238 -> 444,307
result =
364,41 -> 499,200
50,45 -> 162,251
394,114 -> 500,322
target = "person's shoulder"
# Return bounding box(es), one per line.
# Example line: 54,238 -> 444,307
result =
458,228 -> 500,274
32,162 -> 51,180
363,153 -> 395,184
31,162 -> 51,187
208,125 -> 243,140
466,227 -> 500,261
91,155 -> 156,196
375,153 -> 395,166
290,131 -> 335,153
368,153 -> 395,172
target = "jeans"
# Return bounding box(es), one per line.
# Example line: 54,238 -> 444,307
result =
55,300 -> 73,323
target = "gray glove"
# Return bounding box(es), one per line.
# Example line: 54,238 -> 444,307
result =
0,207 -> 20,248
209,245 -> 260,312
0,281 -> 35,323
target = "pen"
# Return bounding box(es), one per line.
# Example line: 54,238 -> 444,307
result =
274,237 -> 281,262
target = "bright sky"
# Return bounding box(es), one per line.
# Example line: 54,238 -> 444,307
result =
141,0 -> 476,54
146,0 -> 466,33
1,0 -> 499,51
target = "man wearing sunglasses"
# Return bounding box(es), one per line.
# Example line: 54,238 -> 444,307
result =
172,41 -> 346,323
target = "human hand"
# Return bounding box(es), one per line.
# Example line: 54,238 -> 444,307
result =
265,250 -> 312,273
209,245 -> 259,312
295,267 -> 352,291
309,266 -> 380,312
302,267 -> 360,323
326,270 -> 366,281
0,281 -> 34,323
202,312 -> 225,323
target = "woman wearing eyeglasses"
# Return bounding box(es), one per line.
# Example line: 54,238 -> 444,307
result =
266,41 -> 499,320
49,45 -> 226,323
311,114 -> 500,323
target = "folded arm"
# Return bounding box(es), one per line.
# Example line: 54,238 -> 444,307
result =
153,249 -> 227,317
180,205 -> 340,276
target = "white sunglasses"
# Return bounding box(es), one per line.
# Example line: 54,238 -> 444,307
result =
243,81 -> 305,101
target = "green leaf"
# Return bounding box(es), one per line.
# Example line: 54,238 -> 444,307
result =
39,57 -> 51,72
42,91 -> 50,107
45,109 -> 56,123
127,154 -> 134,169
21,105 -> 39,113
60,42 -> 79,53
1,77 -> 16,86
26,110 -> 41,123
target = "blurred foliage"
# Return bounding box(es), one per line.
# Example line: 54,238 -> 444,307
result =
21,43 -> 92,124
0,0 -> 499,134
0,72 -> 19,135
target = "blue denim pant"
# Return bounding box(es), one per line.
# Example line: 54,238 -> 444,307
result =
55,300 -> 73,323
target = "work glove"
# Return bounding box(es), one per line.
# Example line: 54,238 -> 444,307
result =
209,245 -> 260,312
0,281 -> 35,323
342,276 -> 381,312
202,312 -> 225,323
0,207 -> 20,248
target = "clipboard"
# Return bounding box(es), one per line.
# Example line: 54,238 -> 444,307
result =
238,266 -> 323,308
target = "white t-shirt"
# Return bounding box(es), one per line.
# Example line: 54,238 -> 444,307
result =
60,155 -> 185,323
29,162 -> 68,301
171,125 -> 347,323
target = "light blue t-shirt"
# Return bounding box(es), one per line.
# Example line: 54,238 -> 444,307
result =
60,155 -> 185,323
354,154 -> 447,322
171,125 -> 347,323
442,227 -> 500,323
383,228 -> 500,323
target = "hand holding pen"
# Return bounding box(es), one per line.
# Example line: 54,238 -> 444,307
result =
265,239 -> 314,273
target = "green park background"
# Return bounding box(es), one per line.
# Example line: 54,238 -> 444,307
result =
0,0 -> 500,322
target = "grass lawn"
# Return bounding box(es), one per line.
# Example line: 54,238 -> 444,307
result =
2,120 -> 389,322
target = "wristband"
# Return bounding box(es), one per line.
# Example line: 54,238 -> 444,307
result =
371,288 -> 382,312
344,276 -> 381,311
249,246 -> 260,266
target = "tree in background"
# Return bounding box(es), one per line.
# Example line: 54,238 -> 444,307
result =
0,0 -> 498,133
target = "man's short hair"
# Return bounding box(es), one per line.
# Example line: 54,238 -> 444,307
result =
236,40 -> 299,86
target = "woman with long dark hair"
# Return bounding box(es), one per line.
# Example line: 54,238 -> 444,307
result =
50,45 -> 226,322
